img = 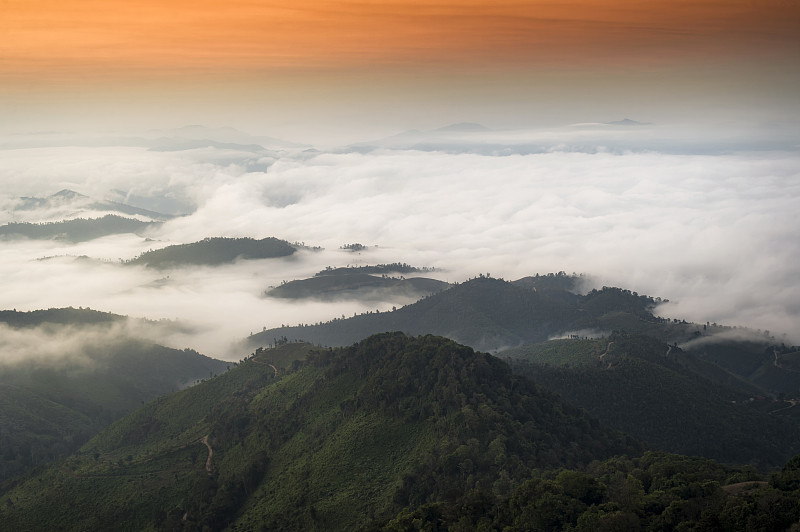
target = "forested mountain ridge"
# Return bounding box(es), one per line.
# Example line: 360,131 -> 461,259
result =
128,236 -> 296,268
0,307 -> 124,327
508,333 -> 800,469
266,272 -> 448,301
2,333 -> 799,531
0,334 -> 638,530
0,308 -> 229,488
248,275 -> 694,352
0,214 -> 160,242
249,274 -> 799,396
247,274 -> 800,470
14,189 -> 172,221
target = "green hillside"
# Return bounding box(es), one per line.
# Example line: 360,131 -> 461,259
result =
0,309 -> 229,488
0,334 -> 637,531
507,333 -> 800,469
689,339 -> 800,395
129,236 -> 296,268
251,275 -> 799,399
2,333 -> 799,530
248,276 -> 694,352
0,215 -> 159,242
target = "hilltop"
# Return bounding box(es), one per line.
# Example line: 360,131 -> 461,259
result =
0,334 -> 636,530
2,333 -> 798,530
267,263 -> 446,301
249,274 -> 799,397
248,274 -> 690,352
128,236 -> 296,268
248,274 -> 800,469
0,214 -> 160,242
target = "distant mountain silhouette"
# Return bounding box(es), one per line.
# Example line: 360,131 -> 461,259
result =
434,122 -> 491,132
606,118 -> 652,126
147,137 -> 268,153
15,189 -> 172,221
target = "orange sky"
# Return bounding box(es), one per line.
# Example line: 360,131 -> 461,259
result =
1,0 -> 798,136
2,0 -> 798,84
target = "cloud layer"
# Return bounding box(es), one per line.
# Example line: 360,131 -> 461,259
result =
1,124 -> 798,359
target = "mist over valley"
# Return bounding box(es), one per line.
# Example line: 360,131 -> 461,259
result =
2,121 -> 800,529
1,122 -> 798,358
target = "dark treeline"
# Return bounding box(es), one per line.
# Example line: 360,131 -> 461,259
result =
0,215 -> 159,242
128,236 -> 296,268
508,332 -> 800,469
315,262 -> 433,277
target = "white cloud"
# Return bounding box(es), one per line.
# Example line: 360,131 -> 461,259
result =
1,126 -> 799,359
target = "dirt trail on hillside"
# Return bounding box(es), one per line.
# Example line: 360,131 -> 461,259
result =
201,435 -> 213,473
599,341 -> 614,369
249,358 -> 279,377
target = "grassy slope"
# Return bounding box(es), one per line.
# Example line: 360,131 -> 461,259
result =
249,277 -> 696,353
0,334 -> 637,531
508,334 -> 800,469
0,312 -> 230,489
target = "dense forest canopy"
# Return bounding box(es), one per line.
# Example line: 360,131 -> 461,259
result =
0,215 -> 159,242
128,237 -> 296,268
1,334 -> 799,530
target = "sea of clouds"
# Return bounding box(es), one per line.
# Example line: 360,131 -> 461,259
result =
1,123 -> 798,359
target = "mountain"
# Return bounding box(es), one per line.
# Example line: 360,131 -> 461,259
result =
266,268 -> 448,301
247,275 -> 692,353
0,214 -> 161,242
0,308 -> 229,487
346,123 -> 493,153
2,333 -> 798,530
162,125 -> 306,149
606,118 -> 651,126
247,274 -> 800,469
0,307 -> 124,327
14,189 -> 172,221
434,122 -> 491,132
506,333 -> 800,469
0,333 -> 637,530
147,137 -> 269,153
249,274 -> 799,396
684,337 -> 800,395
128,237 -> 296,268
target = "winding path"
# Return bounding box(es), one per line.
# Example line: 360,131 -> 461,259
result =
599,341 -> 614,369
200,435 -> 213,473
249,358 -> 279,377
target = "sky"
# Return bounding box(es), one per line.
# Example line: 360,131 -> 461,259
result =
0,1 -> 799,359
1,0 -> 798,140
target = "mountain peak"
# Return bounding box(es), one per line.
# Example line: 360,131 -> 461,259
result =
434,122 -> 491,133
51,189 -> 88,200
606,118 -> 651,126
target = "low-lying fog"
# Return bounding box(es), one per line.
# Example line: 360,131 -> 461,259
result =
1,122 -> 798,360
